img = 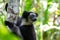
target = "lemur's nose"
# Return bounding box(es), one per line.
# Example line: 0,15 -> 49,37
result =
32,18 -> 37,21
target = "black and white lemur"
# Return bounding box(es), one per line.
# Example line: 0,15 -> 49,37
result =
5,3 -> 38,40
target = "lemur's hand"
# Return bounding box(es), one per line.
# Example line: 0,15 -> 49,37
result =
5,21 -> 14,28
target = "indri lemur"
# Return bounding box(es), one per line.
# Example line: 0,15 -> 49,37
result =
5,3 -> 38,40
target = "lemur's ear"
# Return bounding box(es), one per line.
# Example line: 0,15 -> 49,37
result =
22,11 -> 29,18
5,3 -> 8,11
23,11 -> 28,13
35,13 -> 38,17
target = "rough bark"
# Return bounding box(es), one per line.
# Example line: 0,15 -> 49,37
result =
6,0 -> 20,24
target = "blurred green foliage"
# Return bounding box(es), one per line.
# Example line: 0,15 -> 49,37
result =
0,0 -> 60,40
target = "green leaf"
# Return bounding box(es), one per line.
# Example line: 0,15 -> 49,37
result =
25,0 -> 32,11
43,8 -> 48,24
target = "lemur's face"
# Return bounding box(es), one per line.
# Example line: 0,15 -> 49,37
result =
22,11 -> 38,22
29,12 -> 38,22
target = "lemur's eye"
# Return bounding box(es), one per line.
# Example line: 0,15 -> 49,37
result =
30,13 -> 36,17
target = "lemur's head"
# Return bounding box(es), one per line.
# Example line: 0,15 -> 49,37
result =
22,11 -> 38,22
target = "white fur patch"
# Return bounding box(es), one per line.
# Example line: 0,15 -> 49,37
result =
20,18 -> 33,26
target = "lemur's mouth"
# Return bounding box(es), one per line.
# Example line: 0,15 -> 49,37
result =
32,18 -> 36,21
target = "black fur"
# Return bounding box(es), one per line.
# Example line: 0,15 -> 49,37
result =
22,11 -> 38,22
20,25 -> 36,40
5,3 -> 38,40
5,3 -> 8,11
5,20 -> 22,38
16,11 -> 38,40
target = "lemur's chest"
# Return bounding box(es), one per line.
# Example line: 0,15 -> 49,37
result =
20,19 -> 33,26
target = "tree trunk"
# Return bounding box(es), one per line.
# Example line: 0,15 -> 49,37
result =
6,0 -> 20,24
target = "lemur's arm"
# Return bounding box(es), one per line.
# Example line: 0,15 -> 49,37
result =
5,3 -> 22,38
5,21 -> 22,37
